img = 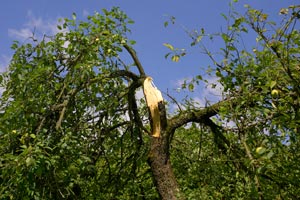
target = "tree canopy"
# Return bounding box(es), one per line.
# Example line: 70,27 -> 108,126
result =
1,3 -> 300,200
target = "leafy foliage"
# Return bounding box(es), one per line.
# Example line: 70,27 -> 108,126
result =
170,3 -> 300,199
0,8 -> 156,199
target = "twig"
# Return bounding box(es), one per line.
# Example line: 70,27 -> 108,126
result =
164,89 -> 182,112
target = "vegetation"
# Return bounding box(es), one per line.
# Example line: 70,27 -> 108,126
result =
0,3 -> 300,199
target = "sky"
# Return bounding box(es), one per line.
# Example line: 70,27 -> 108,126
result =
0,0 -> 298,106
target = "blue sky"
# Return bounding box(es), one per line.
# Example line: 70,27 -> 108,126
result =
0,0 -> 298,106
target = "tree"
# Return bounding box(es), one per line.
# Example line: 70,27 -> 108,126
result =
0,4 -> 300,199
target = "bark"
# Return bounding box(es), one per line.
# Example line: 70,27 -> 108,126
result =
143,78 -> 183,199
148,136 -> 182,200
123,44 -> 183,198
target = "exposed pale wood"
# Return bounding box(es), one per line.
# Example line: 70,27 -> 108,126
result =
143,77 -> 163,137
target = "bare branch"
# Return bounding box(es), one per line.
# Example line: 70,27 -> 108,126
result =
164,89 -> 183,112
55,99 -> 69,130
168,99 -> 226,131
123,44 -> 146,77
128,78 -> 150,135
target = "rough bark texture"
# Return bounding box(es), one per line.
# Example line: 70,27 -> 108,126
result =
148,102 -> 183,199
143,77 -> 183,199
148,137 -> 181,200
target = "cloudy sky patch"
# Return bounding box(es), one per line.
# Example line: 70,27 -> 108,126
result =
8,10 -> 66,42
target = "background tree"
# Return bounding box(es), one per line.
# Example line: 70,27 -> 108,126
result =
0,3 -> 300,199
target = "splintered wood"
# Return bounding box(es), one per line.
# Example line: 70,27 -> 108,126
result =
143,77 -> 163,137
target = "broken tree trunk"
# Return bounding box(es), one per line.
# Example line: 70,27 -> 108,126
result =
143,77 -> 163,138
143,77 -> 183,199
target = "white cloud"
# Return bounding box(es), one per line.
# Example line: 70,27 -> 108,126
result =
191,96 -> 206,107
8,28 -> 33,41
8,10 -> 67,41
194,77 -> 224,108
203,76 -> 224,98
0,55 -> 10,97
172,76 -> 194,92
170,75 -> 225,110
0,55 -> 10,73
173,76 -> 193,88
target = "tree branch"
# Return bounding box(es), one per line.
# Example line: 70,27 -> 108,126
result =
128,78 -> 150,135
203,118 -> 230,152
55,99 -> 69,130
123,44 -> 146,77
168,99 -> 228,131
109,69 -> 139,81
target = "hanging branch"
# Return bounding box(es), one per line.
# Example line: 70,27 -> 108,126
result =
128,79 -> 150,135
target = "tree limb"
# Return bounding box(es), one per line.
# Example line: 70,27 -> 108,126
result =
127,78 -> 150,135
123,44 -> 146,77
168,99 -> 228,131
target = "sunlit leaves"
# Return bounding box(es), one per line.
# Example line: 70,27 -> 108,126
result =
11,41 -> 19,50
232,17 -> 243,28
163,43 -> 186,62
255,146 -> 266,154
163,43 -> 174,51
188,83 -> 194,91
171,55 -> 180,62
176,3 -> 300,198
0,7 -> 151,199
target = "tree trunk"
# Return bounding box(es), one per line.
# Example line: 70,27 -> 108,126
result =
147,102 -> 183,199
143,77 -> 183,199
148,136 -> 182,200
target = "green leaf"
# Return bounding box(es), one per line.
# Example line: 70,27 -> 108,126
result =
164,21 -> 169,27
256,147 -> 266,155
101,30 -> 110,36
196,75 -> 202,80
216,70 -> 222,77
265,150 -> 274,159
164,52 -> 171,59
163,43 -> 174,51
171,55 -> 180,62
228,45 -> 236,51
72,12 -> 77,20
201,28 -> 205,34
270,81 -> 276,89
11,42 -> 19,50
17,74 -> 24,80
195,35 -> 203,44
188,83 -> 194,91
128,19 -> 135,24
170,16 -> 176,24
221,33 -> 230,42
221,13 -> 228,20
233,18 -> 243,28
129,40 -> 136,45
26,157 -> 35,167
